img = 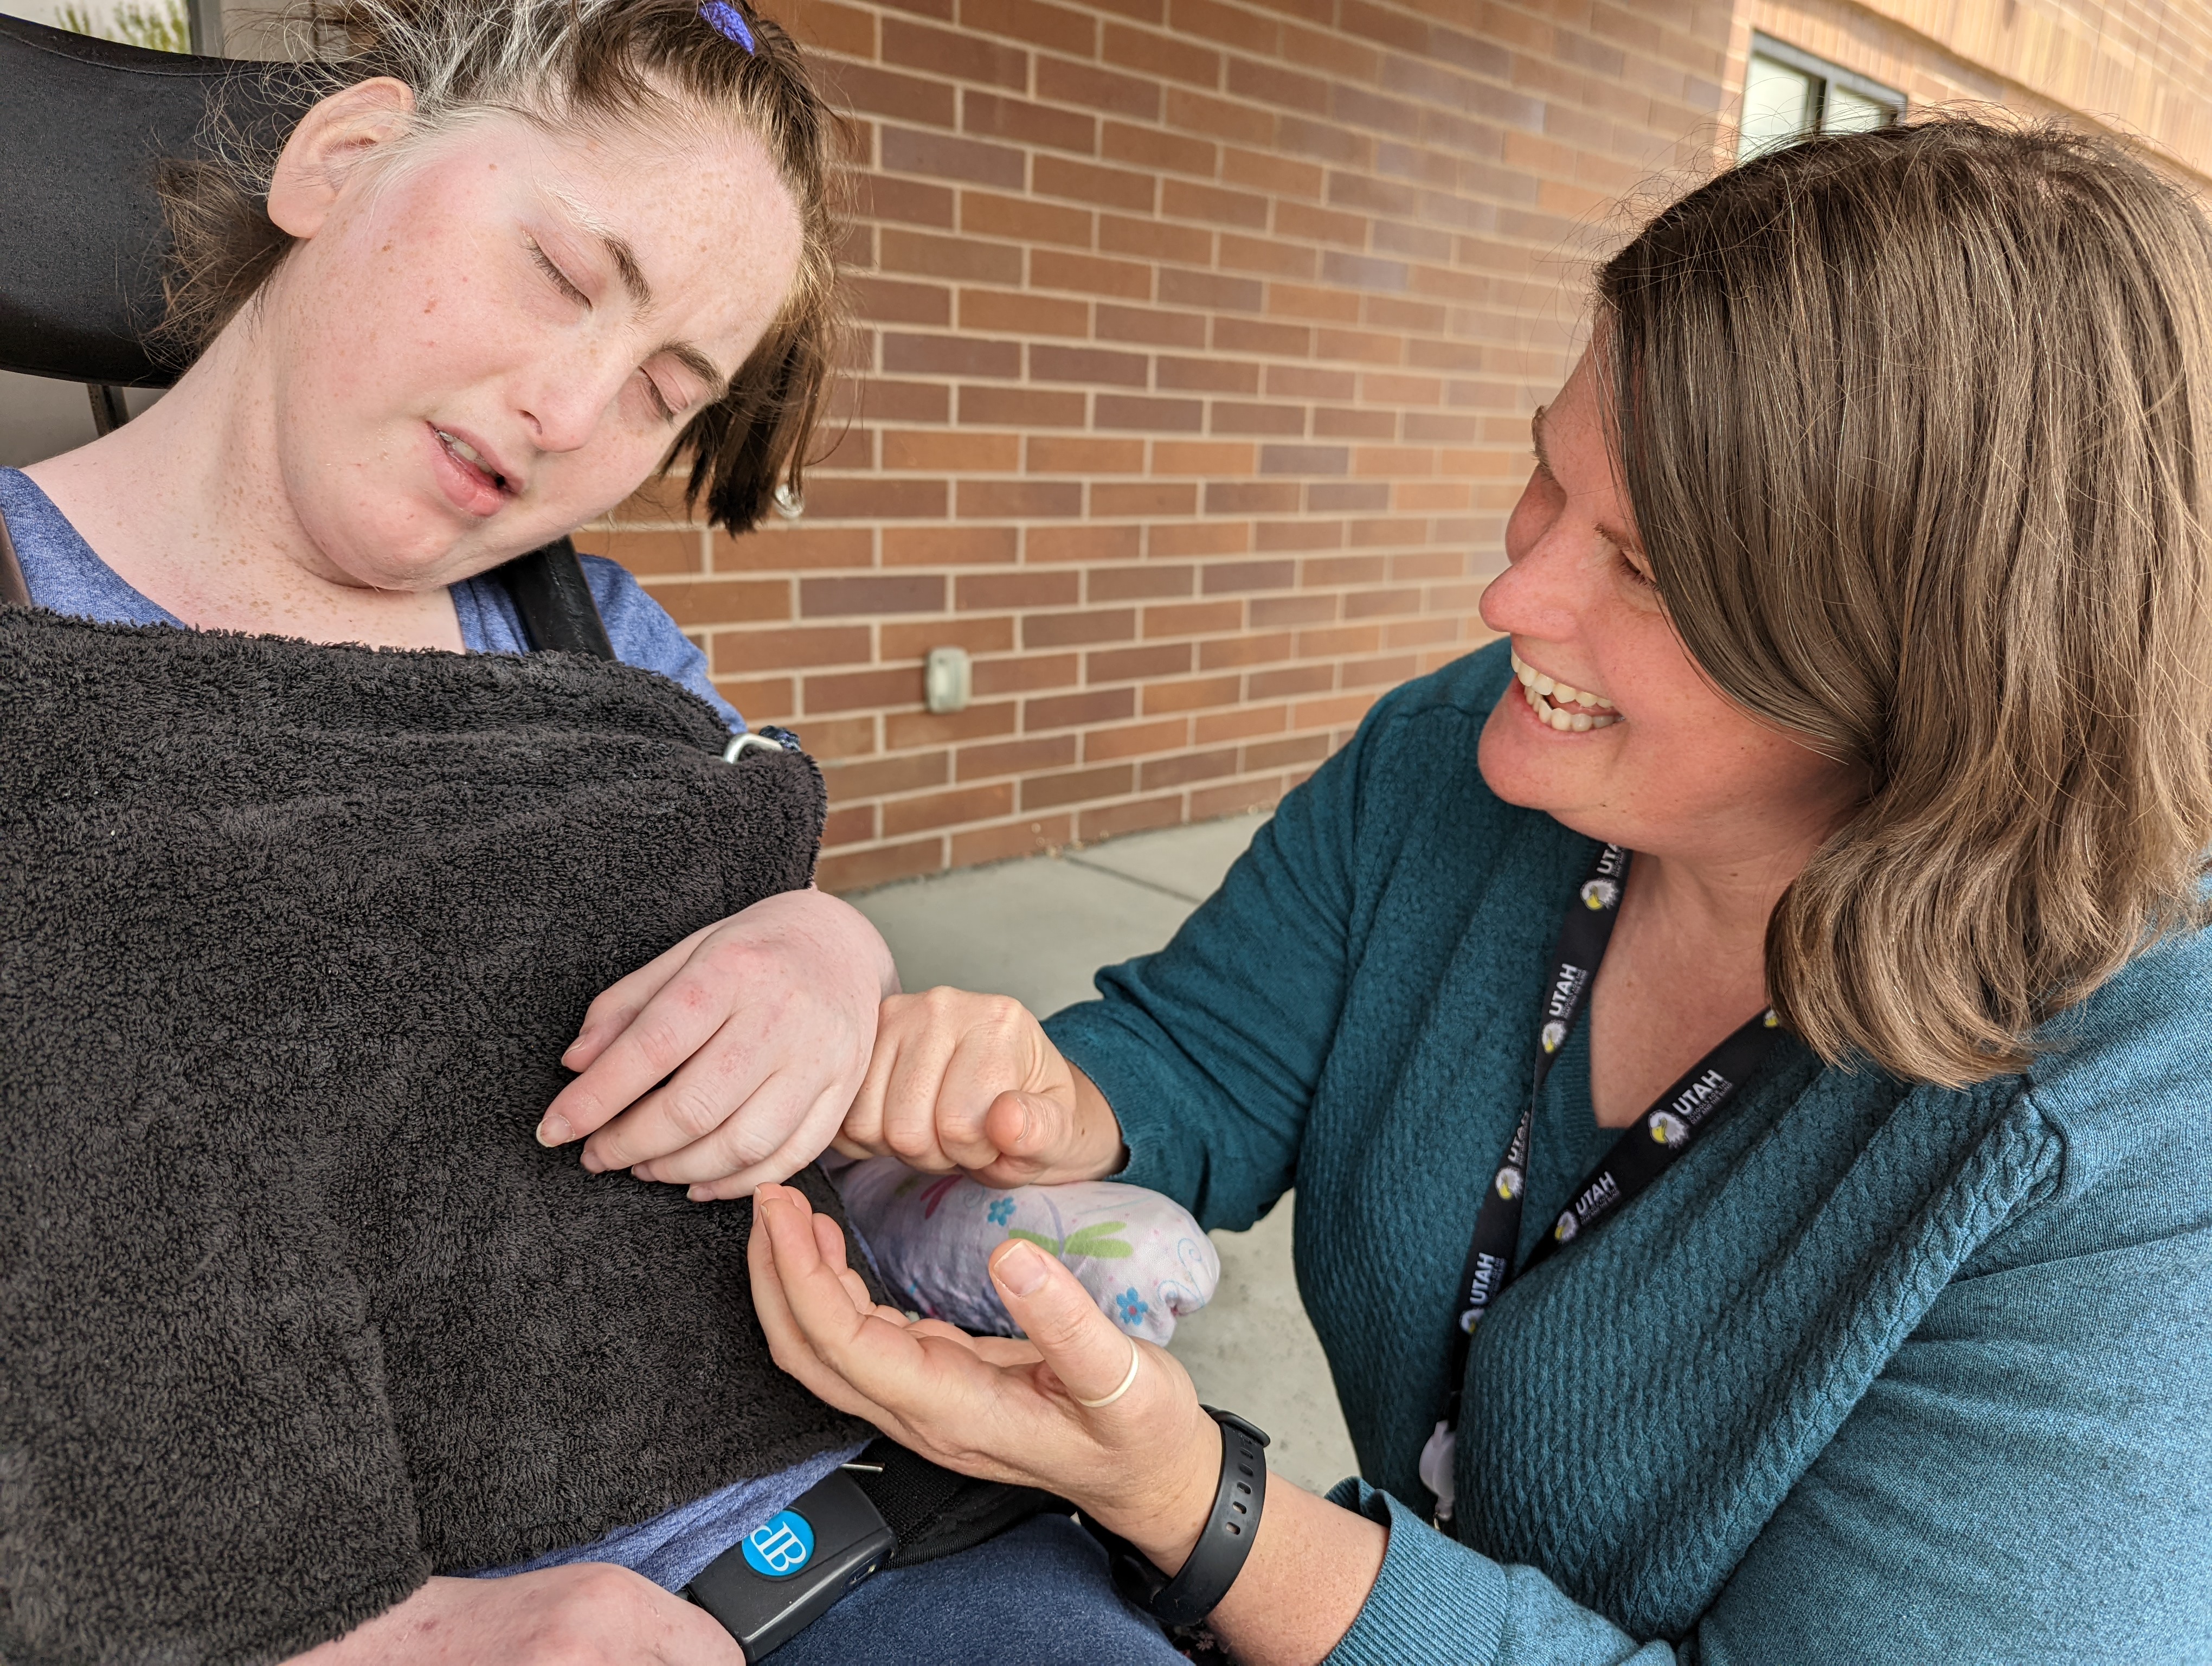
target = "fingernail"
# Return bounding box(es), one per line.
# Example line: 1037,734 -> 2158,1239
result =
994,1239 -> 1049,1296
536,1114 -> 571,1147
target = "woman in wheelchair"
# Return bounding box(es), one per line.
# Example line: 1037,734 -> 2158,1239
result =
0,1 -> 1189,1660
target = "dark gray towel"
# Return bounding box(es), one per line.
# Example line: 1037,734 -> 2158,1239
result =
0,611 -> 876,1664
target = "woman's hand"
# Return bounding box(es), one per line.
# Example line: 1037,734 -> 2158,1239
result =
748,1183 -> 1389,1666
748,1179 -> 1219,1568
537,888 -> 898,1201
288,1565 -> 743,1664
835,988 -> 1127,1187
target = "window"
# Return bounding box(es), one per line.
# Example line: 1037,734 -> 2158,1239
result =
1738,35 -> 1905,161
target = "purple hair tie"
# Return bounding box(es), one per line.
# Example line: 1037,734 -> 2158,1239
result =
699,0 -> 756,52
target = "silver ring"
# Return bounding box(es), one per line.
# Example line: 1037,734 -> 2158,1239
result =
1075,1338 -> 1143,1408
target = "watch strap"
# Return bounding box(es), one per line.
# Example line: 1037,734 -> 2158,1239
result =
1085,1406 -> 1269,1628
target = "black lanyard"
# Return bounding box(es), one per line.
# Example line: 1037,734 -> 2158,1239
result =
1438,845 -> 1783,1436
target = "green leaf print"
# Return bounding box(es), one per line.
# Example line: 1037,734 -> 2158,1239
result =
1006,1228 -> 1064,1255
1063,1222 -> 1133,1260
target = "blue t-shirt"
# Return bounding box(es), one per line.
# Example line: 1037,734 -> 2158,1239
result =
0,467 -> 857,1590
0,467 -> 744,732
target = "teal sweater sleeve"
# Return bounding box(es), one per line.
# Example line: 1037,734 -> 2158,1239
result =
1043,693 -> 1368,1230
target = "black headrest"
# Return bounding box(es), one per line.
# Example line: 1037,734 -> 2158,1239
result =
0,15 -> 318,387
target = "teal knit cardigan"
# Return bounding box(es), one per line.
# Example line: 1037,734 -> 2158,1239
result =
1045,641 -> 2212,1664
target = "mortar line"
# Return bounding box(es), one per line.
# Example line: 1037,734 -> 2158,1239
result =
1060,853 -> 1208,907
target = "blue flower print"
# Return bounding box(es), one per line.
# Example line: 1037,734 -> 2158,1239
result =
986,1196 -> 1016,1227
1114,1287 -> 1151,1328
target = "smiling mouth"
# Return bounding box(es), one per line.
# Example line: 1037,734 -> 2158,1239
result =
1511,648 -> 1622,733
434,428 -> 511,495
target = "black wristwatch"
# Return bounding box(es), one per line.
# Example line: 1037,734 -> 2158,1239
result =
1082,1407 -> 1269,1627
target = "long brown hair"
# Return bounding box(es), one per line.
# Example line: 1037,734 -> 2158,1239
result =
157,0 -> 845,531
1598,115 -> 2212,1086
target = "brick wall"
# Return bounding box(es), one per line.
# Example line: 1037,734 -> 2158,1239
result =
581,0 -> 1735,891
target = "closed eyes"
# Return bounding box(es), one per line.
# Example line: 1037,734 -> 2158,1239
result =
527,236 -> 684,424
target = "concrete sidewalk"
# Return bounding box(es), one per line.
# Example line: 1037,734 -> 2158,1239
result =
850,815 -> 1362,1496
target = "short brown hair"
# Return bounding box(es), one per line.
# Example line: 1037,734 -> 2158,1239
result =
158,0 -> 845,532
1597,115 -> 2212,1086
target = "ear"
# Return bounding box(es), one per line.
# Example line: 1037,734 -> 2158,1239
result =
266,77 -> 418,241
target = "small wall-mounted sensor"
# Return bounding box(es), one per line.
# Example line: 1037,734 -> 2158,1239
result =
924,646 -> 972,714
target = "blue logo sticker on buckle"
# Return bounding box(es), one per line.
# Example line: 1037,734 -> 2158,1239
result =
741,1510 -> 816,1579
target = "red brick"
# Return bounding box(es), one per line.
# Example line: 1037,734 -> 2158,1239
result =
963,89 -> 1099,153
884,525 -> 1021,566
712,625 -> 871,674
825,61 -> 957,126
960,192 -> 1096,246
1102,22 -> 1220,87
881,227 -> 1025,283
1027,524 -> 1144,562
958,479 -> 1084,517
1078,793 -> 1187,841
1024,607 -> 1137,648
822,751 -> 950,800
1141,674 -> 1242,713
1084,715 -> 1191,759
960,735 -> 1079,778
880,126 -> 1027,188
883,782 -> 1018,836
1141,747 -> 1239,789
882,613 -> 1017,658
806,477 -> 950,520
802,575 -> 947,616
1021,763 -> 1134,810
958,385 -> 1089,427
961,0 -> 1098,54
646,577 -> 790,625
575,528 -> 705,576
1030,249 -> 1154,299
1086,642 -> 1193,681
951,815 -> 1073,866
820,840 -> 945,894
969,655 -> 1079,700
821,803 -> 878,849
1033,155 -> 1160,213
1035,55 -> 1163,120
1026,687 -> 1137,729
957,570 -> 1082,609
1088,563 -> 1195,600
808,667 -> 934,714
1093,481 -> 1198,516
883,700 -> 1019,750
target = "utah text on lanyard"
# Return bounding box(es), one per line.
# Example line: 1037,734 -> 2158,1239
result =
1417,844 -> 1784,1524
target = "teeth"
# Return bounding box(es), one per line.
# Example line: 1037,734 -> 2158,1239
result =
1511,649 -> 1618,722
436,430 -> 491,471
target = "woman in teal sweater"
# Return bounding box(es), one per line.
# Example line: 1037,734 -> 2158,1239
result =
754,118 -> 2212,1662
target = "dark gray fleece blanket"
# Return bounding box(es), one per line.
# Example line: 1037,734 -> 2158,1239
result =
0,610 -> 876,1664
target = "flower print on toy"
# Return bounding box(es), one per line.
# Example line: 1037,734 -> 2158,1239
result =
827,1156 -> 1220,1345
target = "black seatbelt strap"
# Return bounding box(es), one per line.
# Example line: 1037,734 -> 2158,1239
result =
1420,844 -> 1784,1522
492,537 -> 617,658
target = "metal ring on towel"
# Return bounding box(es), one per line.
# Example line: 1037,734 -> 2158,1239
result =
1075,1337 -> 1144,1408
722,732 -> 786,763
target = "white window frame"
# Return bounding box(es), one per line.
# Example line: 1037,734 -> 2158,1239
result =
1739,34 -> 1906,160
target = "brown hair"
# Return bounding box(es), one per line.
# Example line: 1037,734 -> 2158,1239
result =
1596,114 -> 2212,1086
158,0 -> 845,531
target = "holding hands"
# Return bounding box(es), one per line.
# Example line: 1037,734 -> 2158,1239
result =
835,987 -> 1127,1186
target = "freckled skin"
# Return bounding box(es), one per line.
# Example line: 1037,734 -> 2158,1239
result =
25,81 -> 804,651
